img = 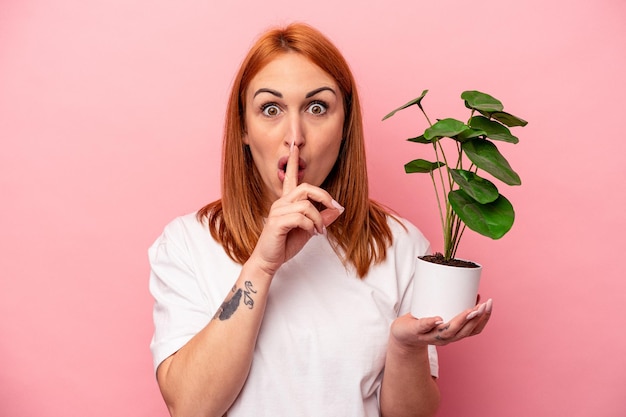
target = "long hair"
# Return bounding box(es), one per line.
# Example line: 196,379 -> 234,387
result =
198,23 -> 394,277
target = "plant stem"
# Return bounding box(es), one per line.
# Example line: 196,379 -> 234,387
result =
420,107 -> 450,259
444,208 -> 455,259
418,106 -> 433,127
433,140 -> 453,259
451,222 -> 467,260
429,171 -> 446,246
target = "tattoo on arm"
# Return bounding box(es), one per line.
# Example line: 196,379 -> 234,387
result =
214,281 -> 258,321
215,286 -> 241,321
243,280 -> 257,308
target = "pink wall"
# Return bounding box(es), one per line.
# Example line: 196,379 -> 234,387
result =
1,0 -> 624,416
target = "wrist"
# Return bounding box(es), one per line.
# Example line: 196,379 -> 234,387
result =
387,334 -> 430,358
242,257 -> 275,285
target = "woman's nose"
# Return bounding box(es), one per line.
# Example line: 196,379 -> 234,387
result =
284,114 -> 305,148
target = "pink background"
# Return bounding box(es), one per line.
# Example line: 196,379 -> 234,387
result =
1,0 -> 625,416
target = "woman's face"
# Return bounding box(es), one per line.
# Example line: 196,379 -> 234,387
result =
243,53 -> 345,203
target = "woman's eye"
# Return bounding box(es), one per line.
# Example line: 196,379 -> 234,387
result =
261,104 -> 281,117
307,101 -> 327,115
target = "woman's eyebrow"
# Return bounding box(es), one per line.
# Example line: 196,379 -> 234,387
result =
305,86 -> 336,98
252,86 -> 336,99
253,88 -> 282,98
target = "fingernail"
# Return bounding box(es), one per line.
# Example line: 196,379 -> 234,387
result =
477,302 -> 487,315
290,138 -> 295,153
322,225 -> 327,236
466,310 -> 480,320
434,321 -> 444,325
331,199 -> 345,213
485,298 -> 493,313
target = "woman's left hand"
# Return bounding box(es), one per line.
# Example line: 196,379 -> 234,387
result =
390,299 -> 493,349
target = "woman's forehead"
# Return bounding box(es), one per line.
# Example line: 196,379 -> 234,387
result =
247,54 -> 338,96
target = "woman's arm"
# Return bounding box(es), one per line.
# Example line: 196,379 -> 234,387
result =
380,300 -> 492,417
156,262 -> 273,417
380,316 -> 441,417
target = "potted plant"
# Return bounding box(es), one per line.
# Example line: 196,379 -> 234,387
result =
383,90 -> 527,321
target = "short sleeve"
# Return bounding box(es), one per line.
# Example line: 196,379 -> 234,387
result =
148,219 -> 212,373
395,219 -> 431,317
389,218 -> 439,378
427,345 -> 439,378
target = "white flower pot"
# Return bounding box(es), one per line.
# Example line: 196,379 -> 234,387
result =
410,257 -> 482,322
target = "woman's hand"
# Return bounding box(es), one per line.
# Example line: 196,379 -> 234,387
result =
390,299 -> 493,350
248,143 -> 344,277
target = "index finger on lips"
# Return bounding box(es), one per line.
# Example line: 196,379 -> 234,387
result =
282,139 -> 299,196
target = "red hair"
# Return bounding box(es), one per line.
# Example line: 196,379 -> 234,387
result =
198,23 -> 394,277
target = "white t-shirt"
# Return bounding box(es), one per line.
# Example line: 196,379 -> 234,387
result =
149,212 -> 438,416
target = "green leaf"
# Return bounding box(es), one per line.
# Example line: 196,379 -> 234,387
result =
424,118 -> 468,140
449,190 -> 515,239
382,90 -> 429,120
469,116 -> 519,143
463,139 -> 521,185
407,135 -> 431,144
404,159 -> 445,174
477,110 -> 528,127
456,127 -> 486,142
461,90 -> 504,113
449,169 -> 499,204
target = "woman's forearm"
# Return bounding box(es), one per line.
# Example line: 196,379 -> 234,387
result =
380,339 -> 441,417
156,262 -> 273,417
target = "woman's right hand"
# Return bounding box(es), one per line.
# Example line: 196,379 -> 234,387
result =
248,144 -> 344,278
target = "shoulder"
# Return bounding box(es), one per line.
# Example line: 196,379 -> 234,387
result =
150,212 -> 213,254
160,212 -> 208,238
386,214 -> 430,257
368,200 -> 428,250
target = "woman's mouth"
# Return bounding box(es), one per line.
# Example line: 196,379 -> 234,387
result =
277,156 -> 306,182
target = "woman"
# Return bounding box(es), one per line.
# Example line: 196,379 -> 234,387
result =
149,23 -> 491,417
